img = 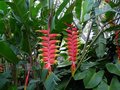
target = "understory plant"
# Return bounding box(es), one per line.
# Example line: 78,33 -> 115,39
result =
0,0 -> 120,90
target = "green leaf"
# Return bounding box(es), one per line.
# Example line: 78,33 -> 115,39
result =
95,34 -> 106,58
0,20 -> 4,34
54,13 -> 73,33
83,69 -> 104,88
104,25 -> 120,32
94,77 -> 120,90
31,3 -> 41,18
7,85 -> 17,90
0,41 -> 19,63
0,1 -> 7,15
75,0 -> 82,19
41,69 -> 48,81
0,71 -> 11,89
65,2 -> 75,15
40,0 -> 48,8
6,0 -> 29,23
74,70 -> 88,80
93,80 -> 109,90
44,72 -> 60,90
81,0 -> 94,22
27,79 -> 40,90
106,63 -> 120,76
95,4 -> 113,16
110,77 -> 120,90
21,31 -> 31,54
55,0 -> 70,18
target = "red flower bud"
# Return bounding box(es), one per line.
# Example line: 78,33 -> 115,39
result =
38,36 -> 49,41
66,30 -> 72,34
49,34 -> 60,38
36,30 -> 49,34
50,40 -> 60,44
72,28 -> 78,31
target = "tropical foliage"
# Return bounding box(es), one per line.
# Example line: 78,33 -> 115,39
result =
0,0 -> 120,90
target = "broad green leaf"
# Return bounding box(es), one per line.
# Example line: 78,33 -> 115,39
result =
21,31 -> 31,54
6,0 -> 29,23
7,85 -> 17,90
81,61 -> 98,70
6,2 -> 22,23
0,1 -> 7,15
104,25 -> 120,32
95,4 -> 113,16
75,0 -> 82,19
95,34 -> 106,58
55,0 -> 70,18
81,0 -> 94,22
31,3 -> 41,18
54,13 -> 73,33
106,63 -> 120,76
0,71 -> 11,89
74,70 -> 88,80
65,2 -> 75,15
94,77 -> 120,90
44,72 -> 60,90
41,69 -> 48,81
0,20 -> 4,34
110,77 -> 120,90
93,80 -> 109,90
27,79 -> 40,90
0,41 -> 19,63
40,0 -> 47,8
83,69 -> 104,88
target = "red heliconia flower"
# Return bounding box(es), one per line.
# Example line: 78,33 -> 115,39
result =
115,30 -> 120,63
66,24 -> 79,76
36,29 -> 60,72
36,30 -> 49,34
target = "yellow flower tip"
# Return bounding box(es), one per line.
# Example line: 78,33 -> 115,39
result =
41,59 -> 43,62
35,30 -> 40,32
38,49 -> 42,52
56,40 -> 61,43
64,29 -> 66,31
37,37 -> 41,39
54,60 -> 58,64
57,34 -> 61,36
37,42 -> 42,45
56,50 -> 60,52
56,46 -> 60,48
38,54 -> 42,57
55,54 -> 59,57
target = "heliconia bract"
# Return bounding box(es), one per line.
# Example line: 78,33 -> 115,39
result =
36,29 -> 60,72
65,24 -> 79,76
